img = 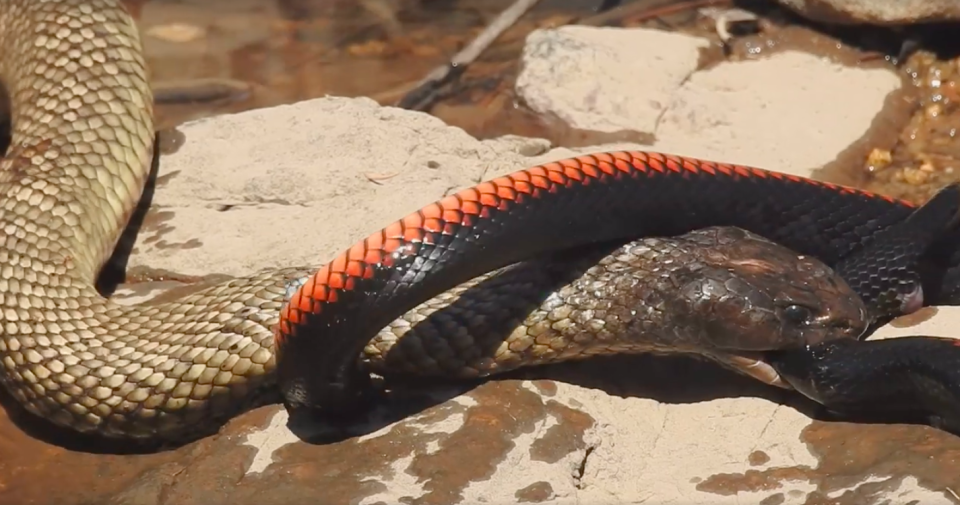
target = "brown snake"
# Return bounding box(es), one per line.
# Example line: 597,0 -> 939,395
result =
0,0 -> 866,442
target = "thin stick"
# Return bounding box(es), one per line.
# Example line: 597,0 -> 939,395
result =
396,0 -> 543,111
578,0 -> 730,27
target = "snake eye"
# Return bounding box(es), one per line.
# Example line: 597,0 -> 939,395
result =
780,304 -> 815,325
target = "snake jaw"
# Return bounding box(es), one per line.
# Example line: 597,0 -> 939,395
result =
716,353 -> 791,389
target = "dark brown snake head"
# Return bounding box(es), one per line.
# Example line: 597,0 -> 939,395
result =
664,227 -> 869,387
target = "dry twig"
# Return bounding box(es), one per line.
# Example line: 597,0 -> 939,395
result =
578,0 -> 730,27
396,0 -> 543,111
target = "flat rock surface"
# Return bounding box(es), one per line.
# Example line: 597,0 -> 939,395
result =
3,26 -> 960,505
516,27 -> 901,174
515,26 -> 710,138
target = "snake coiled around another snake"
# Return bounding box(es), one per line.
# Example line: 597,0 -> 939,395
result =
5,0 -> 960,444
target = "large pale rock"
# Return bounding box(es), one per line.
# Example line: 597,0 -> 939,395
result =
774,0 -> 960,25
654,50 -> 902,172
515,27 -> 902,175
515,26 -> 710,137
126,97 -> 550,276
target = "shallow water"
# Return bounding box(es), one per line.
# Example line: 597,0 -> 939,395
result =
129,0 -> 959,202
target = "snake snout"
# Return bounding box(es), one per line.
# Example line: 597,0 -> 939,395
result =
789,288 -> 869,346
279,362 -> 381,427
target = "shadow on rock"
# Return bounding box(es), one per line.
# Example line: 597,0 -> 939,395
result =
284,352 -> 830,445
285,348 -> 960,446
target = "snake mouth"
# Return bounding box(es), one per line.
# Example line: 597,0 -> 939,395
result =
714,352 -> 791,389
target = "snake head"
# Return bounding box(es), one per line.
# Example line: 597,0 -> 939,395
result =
662,227 -> 870,386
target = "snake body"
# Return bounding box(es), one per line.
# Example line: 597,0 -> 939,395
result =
272,153 -> 960,417
0,0 -> 872,442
